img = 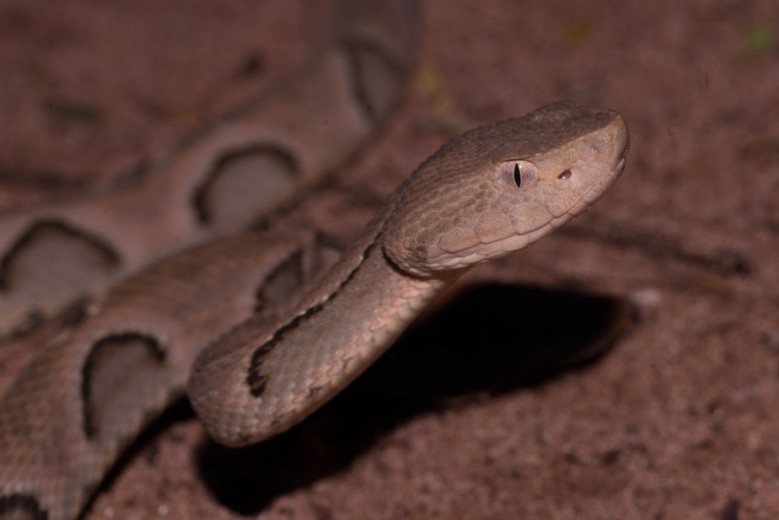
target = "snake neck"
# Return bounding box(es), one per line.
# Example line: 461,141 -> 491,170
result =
190,213 -> 458,446
253,239 -> 453,440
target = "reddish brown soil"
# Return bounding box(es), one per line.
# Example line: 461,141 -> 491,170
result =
1,0 -> 778,518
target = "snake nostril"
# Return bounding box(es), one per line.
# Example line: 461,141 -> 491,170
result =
558,169 -> 572,180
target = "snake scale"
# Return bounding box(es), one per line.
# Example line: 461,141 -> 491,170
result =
0,0 -> 416,339
0,2 -> 630,520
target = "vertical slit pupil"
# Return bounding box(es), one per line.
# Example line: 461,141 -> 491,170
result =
513,163 -> 521,187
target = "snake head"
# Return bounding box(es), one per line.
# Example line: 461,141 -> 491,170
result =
382,101 -> 629,277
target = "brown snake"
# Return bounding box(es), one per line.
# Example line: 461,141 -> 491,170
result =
0,0 -> 415,339
0,3 -> 629,520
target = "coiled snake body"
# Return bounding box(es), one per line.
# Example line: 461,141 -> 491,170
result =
0,2 -> 629,519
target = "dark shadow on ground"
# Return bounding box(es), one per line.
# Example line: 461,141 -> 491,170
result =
194,282 -> 635,515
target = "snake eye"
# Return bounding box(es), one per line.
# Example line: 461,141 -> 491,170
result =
558,169 -> 572,180
503,160 -> 537,190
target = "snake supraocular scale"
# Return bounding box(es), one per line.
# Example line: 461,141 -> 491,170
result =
0,2 -> 630,520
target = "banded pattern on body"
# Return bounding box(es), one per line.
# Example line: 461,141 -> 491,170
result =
0,3 -> 630,519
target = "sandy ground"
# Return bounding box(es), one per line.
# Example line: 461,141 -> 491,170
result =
1,0 -> 778,518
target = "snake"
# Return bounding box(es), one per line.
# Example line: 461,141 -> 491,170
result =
0,0 -> 416,339
0,3 -> 630,520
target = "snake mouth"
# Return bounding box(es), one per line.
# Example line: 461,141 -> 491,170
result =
429,146 -> 630,271
577,147 -> 628,213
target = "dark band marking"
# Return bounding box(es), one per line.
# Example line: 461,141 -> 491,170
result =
191,145 -> 299,226
0,219 -> 119,292
246,244 -> 374,397
245,341 -> 275,397
81,332 -> 166,440
342,38 -> 403,122
0,494 -> 47,520
6,295 -> 90,341
254,250 -> 305,313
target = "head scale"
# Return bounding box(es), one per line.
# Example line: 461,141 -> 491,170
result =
381,102 -> 629,277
